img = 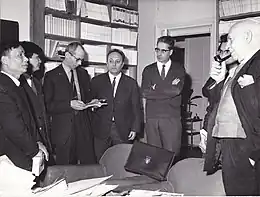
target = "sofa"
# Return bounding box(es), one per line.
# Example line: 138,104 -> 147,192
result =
43,144 -> 225,195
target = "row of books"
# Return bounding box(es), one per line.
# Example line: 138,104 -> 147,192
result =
111,6 -> 139,27
219,0 -> 260,17
219,15 -> 260,34
45,0 -> 66,11
80,23 -> 138,46
80,1 -> 110,22
45,15 -> 76,38
44,39 -> 138,65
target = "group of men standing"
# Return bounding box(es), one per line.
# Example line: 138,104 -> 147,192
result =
0,34 -> 185,176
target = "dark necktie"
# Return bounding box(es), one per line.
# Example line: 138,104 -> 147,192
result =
112,77 -> 116,97
71,70 -> 77,99
161,65 -> 166,80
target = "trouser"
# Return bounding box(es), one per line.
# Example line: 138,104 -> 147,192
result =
220,138 -> 258,195
145,117 -> 182,155
94,122 -> 130,162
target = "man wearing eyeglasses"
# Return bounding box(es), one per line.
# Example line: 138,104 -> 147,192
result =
141,36 -> 186,155
43,42 -> 102,165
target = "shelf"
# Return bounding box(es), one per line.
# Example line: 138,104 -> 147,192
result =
80,17 -> 110,26
45,34 -> 79,42
80,38 -> 137,49
45,7 -> 78,20
111,22 -> 138,30
85,0 -> 138,11
220,11 -> 260,21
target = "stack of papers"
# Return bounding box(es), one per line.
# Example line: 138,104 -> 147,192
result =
0,155 -> 36,196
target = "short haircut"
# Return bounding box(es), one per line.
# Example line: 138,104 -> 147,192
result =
0,41 -> 21,58
107,48 -> 125,62
65,42 -> 85,54
20,41 -> 44,59
157,36 -> 175,50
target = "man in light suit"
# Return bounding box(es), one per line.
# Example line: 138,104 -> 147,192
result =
91,49 -> 142,161
141,36 -> 185,155
0,42 -> 45,172
204,19 -> 260,195
43,42 -> 102,165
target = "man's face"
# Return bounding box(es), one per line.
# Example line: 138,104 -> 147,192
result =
67,46 -> 85,69
226,27 -> 246,62
107,52 -> 124,76
155,42 -> 173,64
4,46 -> 28,76
30,53 -> 41,72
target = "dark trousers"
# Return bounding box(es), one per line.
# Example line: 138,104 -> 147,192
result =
94,122 -> 128,162
220,138 -> 258,195
55,113 -> 96,165
145,117 -> 182,155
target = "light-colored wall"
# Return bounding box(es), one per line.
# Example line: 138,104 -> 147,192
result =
137,0 -> 157,84
0,0 -> 30,41
138,0 -> 216,84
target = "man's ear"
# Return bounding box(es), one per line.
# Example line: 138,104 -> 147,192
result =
244,30 -> 253,43
170,49 -> 174,56
1,56 -> 8,66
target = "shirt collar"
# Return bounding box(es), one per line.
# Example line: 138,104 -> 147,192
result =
157,59 -> 171,68
108,72 -> 122,82
62,63 -> 72,74
1,71 -> 20,86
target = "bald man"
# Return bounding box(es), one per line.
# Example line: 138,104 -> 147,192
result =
203,19 -> 260,195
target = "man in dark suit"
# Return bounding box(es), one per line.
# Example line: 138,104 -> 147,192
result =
203,19 -> 260,195
141,36 -> 185,155
43,42 -> 102,165
19,41 -> 52,163
0,42 -> 45,172
91,49 -> 142,161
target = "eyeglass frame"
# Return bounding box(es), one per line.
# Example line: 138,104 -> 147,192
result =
154,47 -> 171,53
68,51 -> 84,62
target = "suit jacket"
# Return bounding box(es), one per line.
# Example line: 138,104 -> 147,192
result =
141,61 -> 185,119
0,73 -> 39,170
43,65 -> 92,146
90,72 -> 142,140
20,74 -> 52,152
204,49 -> 260,172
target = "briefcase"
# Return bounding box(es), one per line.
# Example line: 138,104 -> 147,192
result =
124,141 -> 175,181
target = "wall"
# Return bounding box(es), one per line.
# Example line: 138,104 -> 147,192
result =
0,0 -> 30,41
137,0 -> 217,84
137,0 -> 157,84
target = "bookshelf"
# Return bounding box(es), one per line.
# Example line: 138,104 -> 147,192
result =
217,0 -> 260,36
30,0 -> 139,79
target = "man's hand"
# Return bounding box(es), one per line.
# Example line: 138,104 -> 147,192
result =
210,61 -> 227,84
37,141 -> 49,161
249,158 -> 255,166
172,78 -> 180,85
85,99 -> 107,109
151,84 -> 156,90
237,74 -> 254,88
128,131 -> 136,140
70,100 -> 87,111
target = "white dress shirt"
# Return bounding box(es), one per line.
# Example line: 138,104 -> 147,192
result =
157,59 -> 171,77
108,72 -> 122,97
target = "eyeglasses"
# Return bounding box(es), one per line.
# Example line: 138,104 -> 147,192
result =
69,52 -> 84,62
155,48 -> 170,53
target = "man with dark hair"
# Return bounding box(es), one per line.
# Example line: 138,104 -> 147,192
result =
91,48 -> 142,161
0,42 -> 45,172
141,36 -> 186,155
43,41 -> 102,165
19,41 -> 52,163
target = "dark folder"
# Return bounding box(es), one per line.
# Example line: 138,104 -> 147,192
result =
124,141 -> 175,181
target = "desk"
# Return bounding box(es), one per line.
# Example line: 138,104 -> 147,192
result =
184,118 -> 203,149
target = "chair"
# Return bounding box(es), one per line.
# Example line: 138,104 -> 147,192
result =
166,158 -> 225,196
99,144 -> 139,179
